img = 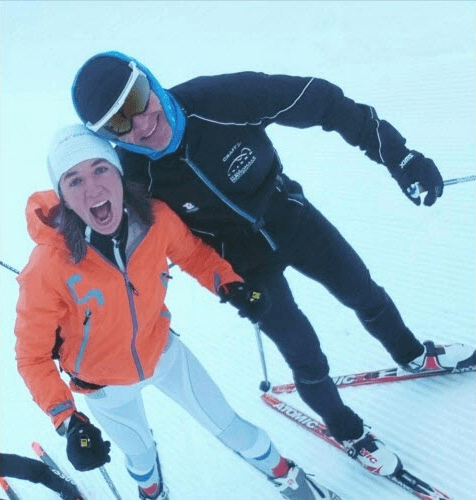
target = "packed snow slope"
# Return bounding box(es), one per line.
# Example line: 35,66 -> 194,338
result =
1,2 -> 474,499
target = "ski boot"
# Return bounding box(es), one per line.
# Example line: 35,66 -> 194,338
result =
271,460 -> 343,499
401,340 -> 476,373
138,483 -> 169,500
137,450 -> 169,499
343,426 -> 401,476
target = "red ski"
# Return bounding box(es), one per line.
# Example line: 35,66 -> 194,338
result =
261,393 -> 452,500
0,477 -> 20,500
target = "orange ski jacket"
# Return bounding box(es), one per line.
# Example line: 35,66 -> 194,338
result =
15,190 -> 242,429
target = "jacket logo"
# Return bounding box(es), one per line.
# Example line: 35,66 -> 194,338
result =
399,152 -> 414,169
227,147 -> 256,183
222,142 -> 242,162
67,274 -> 105,307
182,202 -> 199,213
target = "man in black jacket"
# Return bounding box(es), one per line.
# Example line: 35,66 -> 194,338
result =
71,51 -> 475,476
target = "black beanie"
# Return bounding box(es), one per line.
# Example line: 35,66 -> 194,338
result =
72,55 -> 132,125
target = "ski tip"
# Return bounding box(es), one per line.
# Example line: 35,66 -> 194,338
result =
436,489 -> 453,500
31,441 -> 43,454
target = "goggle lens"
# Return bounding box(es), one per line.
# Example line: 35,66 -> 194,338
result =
102,73 -> 151,136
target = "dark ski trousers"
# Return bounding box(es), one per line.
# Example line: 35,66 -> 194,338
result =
222,197 -> 423,441
0,453 -> 66,492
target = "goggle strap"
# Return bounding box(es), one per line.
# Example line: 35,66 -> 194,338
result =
87,61 -> 143,132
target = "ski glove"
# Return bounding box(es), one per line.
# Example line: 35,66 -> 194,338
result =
66,412 -> 111,472
390,150 -> 444,206
219,281 -> 271,324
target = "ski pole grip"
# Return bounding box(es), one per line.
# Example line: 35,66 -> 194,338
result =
408,182 -> 423,198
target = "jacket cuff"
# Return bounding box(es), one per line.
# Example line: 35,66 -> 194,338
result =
48,400 -> 76,431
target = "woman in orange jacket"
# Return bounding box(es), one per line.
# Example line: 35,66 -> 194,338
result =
14,125 -> 342,500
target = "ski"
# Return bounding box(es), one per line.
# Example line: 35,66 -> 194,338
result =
31,441 -> 122,500
272,356 -> 476,394
261,393 -> 451,500
0,477 -> 21,500
31,441 -> 86,500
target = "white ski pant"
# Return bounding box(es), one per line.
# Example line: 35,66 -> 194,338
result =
85,331 -> 280,485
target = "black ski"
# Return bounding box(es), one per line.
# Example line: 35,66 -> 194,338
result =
272,348 -> 476,393
261,393 -> 452,500
31,441 -> 123,499
31,441 -> 86,499
0,477 -> 20,500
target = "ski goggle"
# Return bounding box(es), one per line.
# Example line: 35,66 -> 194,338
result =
86,61 -> 151,137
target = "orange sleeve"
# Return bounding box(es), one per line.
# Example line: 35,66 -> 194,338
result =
159,204 -> 243,294
15,248 -> 76,429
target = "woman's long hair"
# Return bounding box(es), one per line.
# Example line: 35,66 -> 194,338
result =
57,180 -> 154,263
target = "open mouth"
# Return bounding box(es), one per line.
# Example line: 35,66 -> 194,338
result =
90,200 -> 112,223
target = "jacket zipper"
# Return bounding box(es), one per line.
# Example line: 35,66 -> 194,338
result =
112,238 -> 145,380
73,309 -> 92,378
148,153 -> 278,251
182,151 -> 278,251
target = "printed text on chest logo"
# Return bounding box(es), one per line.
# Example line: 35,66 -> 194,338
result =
227,147 -> 256,183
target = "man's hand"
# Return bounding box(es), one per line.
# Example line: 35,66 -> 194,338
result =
391,150 -> 443,206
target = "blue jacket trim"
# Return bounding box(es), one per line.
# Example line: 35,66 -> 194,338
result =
47,400 -> 75,417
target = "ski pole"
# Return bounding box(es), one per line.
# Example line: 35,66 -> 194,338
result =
0,261 -> 20,275
409,174 -> 476,198
99,466 -> 122,500
441,174 -> 476,186
254,323 -> 271,392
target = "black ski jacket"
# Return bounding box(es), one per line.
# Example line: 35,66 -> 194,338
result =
118,72 -> 410,251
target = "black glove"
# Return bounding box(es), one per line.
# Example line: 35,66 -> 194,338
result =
219,281 -> 271,323
390,150 -> 443,206
66,412 -> 111,471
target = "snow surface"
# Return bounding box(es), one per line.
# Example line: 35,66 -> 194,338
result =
1,2 -> 475,499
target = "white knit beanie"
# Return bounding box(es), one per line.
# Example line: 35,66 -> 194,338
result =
47,124 -> 123,193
